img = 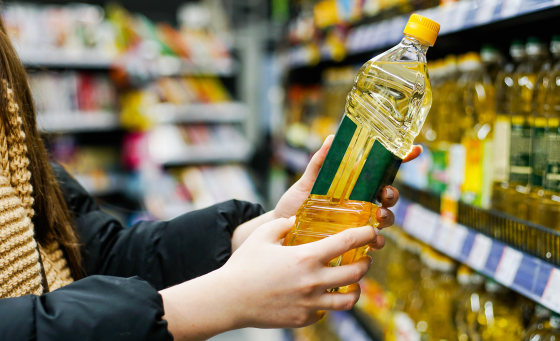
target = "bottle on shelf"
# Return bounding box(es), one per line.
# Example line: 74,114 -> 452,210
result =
491,40 -> 526,213
283,14 -> 440,290
478,280 -> 524,340
537,36 -> 560,231
416,247 -> 458,340
460,52 -> 495,207
454,265 -> 485,341
507,37 -> 548,220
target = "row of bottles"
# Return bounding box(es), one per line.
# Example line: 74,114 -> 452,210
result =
358,229 -> 560,341
407,36 -> 560,230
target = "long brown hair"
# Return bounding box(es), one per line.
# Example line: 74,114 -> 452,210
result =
0,17 -> 83,279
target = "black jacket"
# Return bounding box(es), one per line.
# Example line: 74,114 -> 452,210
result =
0,164 -> 264,340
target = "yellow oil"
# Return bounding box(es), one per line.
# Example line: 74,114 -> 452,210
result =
284,56 -> 432,287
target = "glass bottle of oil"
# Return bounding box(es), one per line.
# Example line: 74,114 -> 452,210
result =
454,265 -> 484,341
492,40 -> 525,212
283,14 -> 440,274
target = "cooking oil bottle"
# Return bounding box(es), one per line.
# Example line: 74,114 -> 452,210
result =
527,37 -> 556,224
478,280 -> 524,340
283,14 -> 440,274
460,52 -> 497,207
507,38 -> 548,220
539,36 -> 560,230
523,305 -> 552,341
492,40 -> 525,212
454,265 -> 484,341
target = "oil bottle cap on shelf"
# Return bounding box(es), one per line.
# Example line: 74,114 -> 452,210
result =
403,14 -> 440,46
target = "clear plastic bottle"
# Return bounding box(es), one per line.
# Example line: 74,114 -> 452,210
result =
283,14 -> 440,282
478,280 -> 524,340
507,38 -> 548,220
523,305 -> 552,341
491,40 -> 526,212
533,36 -> 560,231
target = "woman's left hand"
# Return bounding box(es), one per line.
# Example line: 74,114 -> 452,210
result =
273,135 -> 422,231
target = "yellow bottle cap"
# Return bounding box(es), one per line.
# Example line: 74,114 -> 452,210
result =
403,14 -> 440,46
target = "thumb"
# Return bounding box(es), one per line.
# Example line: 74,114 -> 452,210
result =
296,135 -> 334,191
259,216 -> 296,241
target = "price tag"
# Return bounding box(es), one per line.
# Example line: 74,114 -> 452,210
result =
541,268 -> 560,313
495,247 -> 523,286
467,234 -> 492,271
403,205 -> 439,243
433,221 -> 452,251
446,224 -> 468,258
501,0 -> 523,18
474,0 -> 499,24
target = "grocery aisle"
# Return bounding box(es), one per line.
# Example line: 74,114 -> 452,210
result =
2,0 -> 560,340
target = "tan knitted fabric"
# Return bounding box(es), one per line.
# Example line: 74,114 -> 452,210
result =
0,80 -> 73,298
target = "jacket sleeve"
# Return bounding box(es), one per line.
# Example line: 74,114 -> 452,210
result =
0,275 -> 172,341
52,163 -> 265,290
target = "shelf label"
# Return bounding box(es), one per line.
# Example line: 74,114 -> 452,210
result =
403,205 -> 439,243
467,234 -> 492,271
495,247 -> 523,286
501,0 -> 523,17
474,0 -> 500,24
542,269 -> 560,313
484,241 -> 505,274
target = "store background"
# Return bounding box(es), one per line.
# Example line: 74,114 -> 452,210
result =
3,0 -> 560,340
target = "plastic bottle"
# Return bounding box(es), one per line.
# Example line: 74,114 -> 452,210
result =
538,36 -> 560,230
528,37 -> 558,225
478,280 -> 524,340
491,41 -> 525,212
454,265 -> 484,341
523,305 -> 552,341
507,38 -> 548,220
283,14 -> 440,283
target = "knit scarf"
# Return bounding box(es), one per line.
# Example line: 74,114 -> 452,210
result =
0,80 -> 73,298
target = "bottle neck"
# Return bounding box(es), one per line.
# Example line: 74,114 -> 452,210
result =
402,35 -> 430,54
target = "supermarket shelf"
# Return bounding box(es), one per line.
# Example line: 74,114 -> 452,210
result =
148,102 -> 247,124
393,184 -> 560,314
151,56 -> 237,77
37,111 -> 120,133
287,0 -> 560,68
74,173 -> 126,196
18,49 -> 115,69
152,144 -> 252,166
18,49 -> 236,76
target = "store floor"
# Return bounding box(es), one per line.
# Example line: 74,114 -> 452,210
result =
209,328 -> 284,341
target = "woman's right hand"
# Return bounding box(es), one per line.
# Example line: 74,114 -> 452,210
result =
160,217 -> 378,340
223,217 -> 377,328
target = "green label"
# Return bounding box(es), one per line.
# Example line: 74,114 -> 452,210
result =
310,115 -> 401,203
311,115 -> 356,195
545,127 -> 560,192
349,140 -> 401,202
531,126 -> 546,187
509,123 -> 531,184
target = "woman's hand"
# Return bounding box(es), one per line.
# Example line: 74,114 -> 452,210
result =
274,135 -> 422,224
161,217 -> 378,340
232,137 -> 422,252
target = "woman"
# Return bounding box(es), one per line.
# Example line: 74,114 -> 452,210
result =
0,15 -> 420,341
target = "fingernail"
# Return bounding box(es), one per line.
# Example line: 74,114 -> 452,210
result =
289,216 -> 296,223
374,227 -> 379,235
385,187 -> 394,200
378,209 -> 388,219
